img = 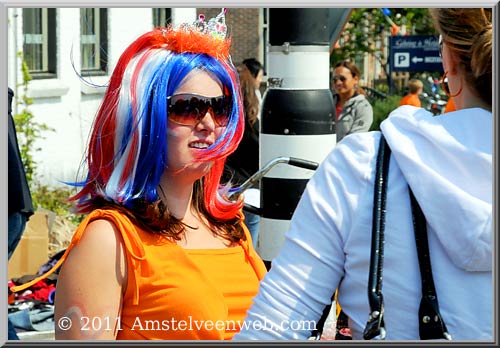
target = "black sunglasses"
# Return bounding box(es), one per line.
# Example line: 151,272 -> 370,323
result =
167,93 -> 231,127
332,75 -> 348,83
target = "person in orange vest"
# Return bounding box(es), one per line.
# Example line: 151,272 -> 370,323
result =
399,79 -> 424,107
444,97 -> 456,113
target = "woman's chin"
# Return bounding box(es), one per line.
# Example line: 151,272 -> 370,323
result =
169,161 -> 214,180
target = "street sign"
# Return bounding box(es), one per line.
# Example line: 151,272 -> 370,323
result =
390,35 -> 443,72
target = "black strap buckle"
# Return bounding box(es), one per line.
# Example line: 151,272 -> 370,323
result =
363,307 -> 386,340
419,295 -> 452,340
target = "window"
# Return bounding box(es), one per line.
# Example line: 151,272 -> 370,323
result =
152,8 -> 172,28
80,8 -> 108,75
261,8 -> 269,74
22,8 -> 57,78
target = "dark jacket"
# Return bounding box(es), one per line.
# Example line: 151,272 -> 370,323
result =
224,119 -> 259,187
8,87 -> 34,217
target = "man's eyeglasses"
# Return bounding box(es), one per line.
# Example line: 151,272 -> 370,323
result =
332,76 -> 348,83
167,93 -> 231,127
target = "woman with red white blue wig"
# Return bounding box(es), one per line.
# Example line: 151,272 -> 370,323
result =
10,9 -> 266,340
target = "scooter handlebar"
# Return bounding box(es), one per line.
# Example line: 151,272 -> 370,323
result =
225,156 -> 318,202
287,157 -> 319,171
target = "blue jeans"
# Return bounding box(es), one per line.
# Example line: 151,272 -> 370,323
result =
8,317 -> 19,340
8,212 -> 28,340
8,212 -> 27,260
244,211 -> 260,248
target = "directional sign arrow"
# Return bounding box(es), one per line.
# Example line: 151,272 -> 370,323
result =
390,35 -> 444,73
412,56 -> 424,63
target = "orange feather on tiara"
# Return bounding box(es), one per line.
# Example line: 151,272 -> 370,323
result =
157,8 -> 231,61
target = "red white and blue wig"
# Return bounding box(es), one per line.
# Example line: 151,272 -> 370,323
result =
73,24 -> 244,221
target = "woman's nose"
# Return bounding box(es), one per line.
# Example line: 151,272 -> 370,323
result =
195,109 -> 216,130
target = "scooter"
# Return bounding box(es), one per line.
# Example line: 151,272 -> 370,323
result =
420,92 -> 447,116
419,76 -> 448,115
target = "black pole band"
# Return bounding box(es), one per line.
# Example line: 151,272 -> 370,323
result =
261,89 -> 335,135
261,177 -> 309,220
269,8 -> 330,45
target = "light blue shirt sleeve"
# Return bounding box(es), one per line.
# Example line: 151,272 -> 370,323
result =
233,134 -> 376,340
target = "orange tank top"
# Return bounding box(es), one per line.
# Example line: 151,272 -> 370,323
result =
11,209 -> 267,340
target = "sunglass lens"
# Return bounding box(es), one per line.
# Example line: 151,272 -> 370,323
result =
168,94 -> 230,127
212,96 -> 231,126
168,96 -> 199,125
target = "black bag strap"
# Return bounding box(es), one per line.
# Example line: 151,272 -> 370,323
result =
363,134 -> 451,340
311,294 -> 334,339
410,190 -> 452,340
363,134 -> 391,340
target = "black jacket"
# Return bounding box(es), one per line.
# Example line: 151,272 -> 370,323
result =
224,119 -> 259,187
8,87 -> 34,216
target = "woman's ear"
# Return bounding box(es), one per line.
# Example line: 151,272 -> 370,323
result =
443,44 -> 462,75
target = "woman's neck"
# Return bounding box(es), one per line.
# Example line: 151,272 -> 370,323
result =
456,88 -> 492,112
338,89 -> 356,106
158,177 -> 194,220
159,176 -> 233,249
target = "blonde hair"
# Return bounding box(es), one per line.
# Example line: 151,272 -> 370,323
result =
408,79 -> 423,94
430,8 -> 492,106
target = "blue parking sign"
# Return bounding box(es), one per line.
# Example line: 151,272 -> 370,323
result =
390,35 -> 443,72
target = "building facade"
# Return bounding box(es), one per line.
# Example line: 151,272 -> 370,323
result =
7,7 -> 266,187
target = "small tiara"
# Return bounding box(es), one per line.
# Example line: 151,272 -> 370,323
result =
194,8 -> 228,40
160,8 -> 231,60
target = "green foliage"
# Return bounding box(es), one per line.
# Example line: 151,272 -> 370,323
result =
369,94 -> 401,131
14,53 -> 55,184
375,83 -> 389,94
31,184 -> 84,225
